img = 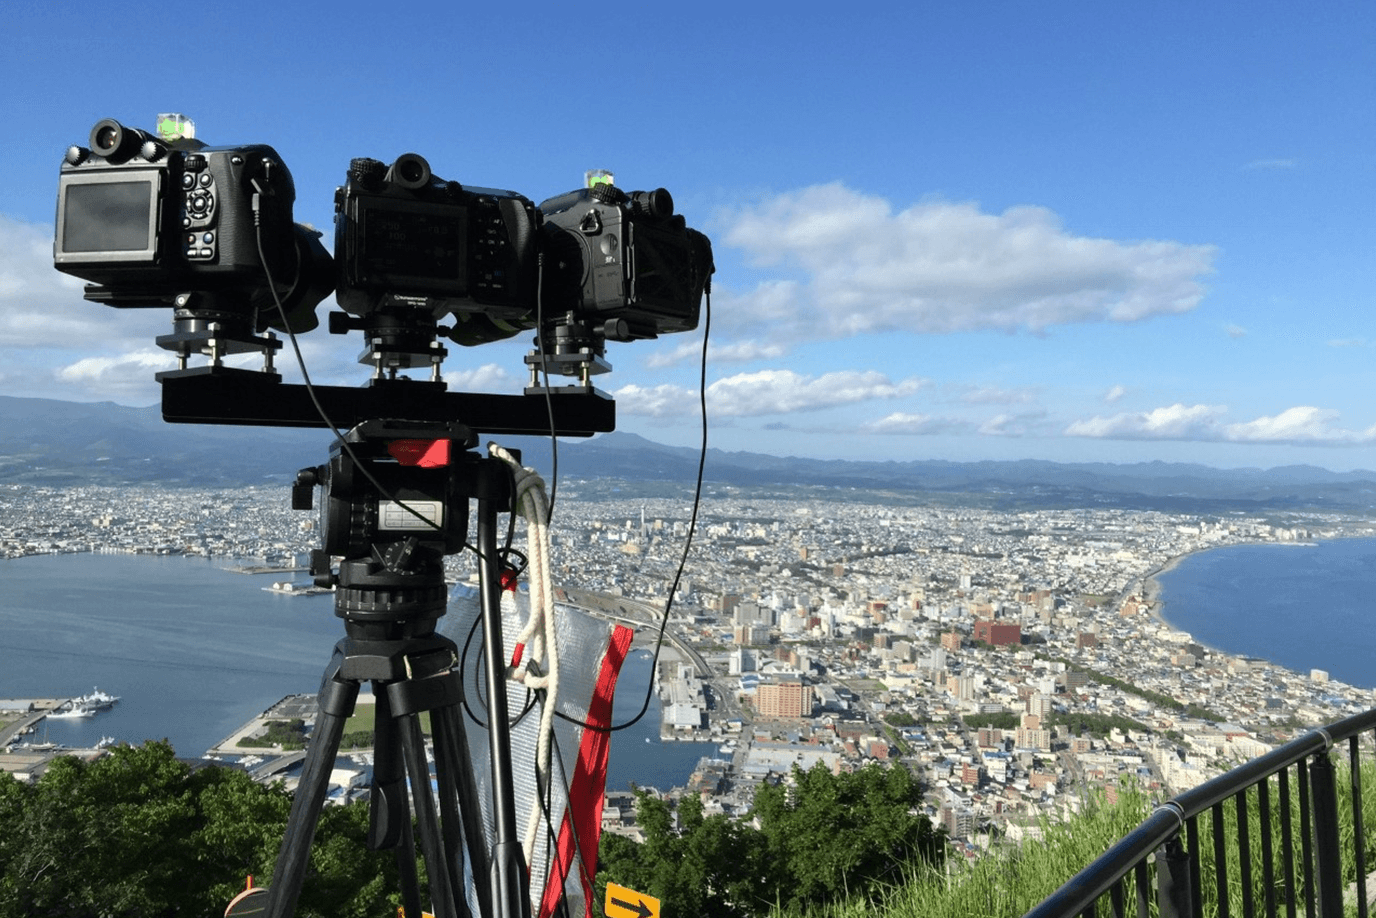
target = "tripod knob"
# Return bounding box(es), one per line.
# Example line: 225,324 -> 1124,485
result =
309,549 -> 337,590
292,466 -> 321,510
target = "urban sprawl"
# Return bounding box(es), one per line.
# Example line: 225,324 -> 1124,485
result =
3,480 -> 1374,855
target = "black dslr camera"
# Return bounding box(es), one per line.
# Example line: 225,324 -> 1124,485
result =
333,153 -> 541,353
539,184 -> 713,339
53,118 -> 330,335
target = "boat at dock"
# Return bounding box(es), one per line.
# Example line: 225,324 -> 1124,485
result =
76,687 -> 119,709
46,687 -> 119,719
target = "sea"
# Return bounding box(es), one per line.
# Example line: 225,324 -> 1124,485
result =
10,541 -> 1373,788
1153,537 -> 1376,690
0,553 -> 717,792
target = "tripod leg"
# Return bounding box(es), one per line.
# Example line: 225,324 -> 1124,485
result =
266,650 -> 358,918
398,711 -> 463,918
369,686 -> 424,918
433,703 -> 493,918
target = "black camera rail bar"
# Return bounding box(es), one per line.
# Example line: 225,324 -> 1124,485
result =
156,367 -> 615,437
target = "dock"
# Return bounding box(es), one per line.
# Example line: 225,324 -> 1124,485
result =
0,699 -> 114,780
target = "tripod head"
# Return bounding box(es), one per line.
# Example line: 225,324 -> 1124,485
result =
292,419 -> 506,635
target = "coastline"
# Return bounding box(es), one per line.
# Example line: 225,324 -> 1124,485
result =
1141,539 -> 1316,633
1138,537 -> 1376,690
1140,549 -> 1196,629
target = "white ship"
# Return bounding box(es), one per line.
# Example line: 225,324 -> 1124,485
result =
47,688 -> 119,719
77,687 -> 119,709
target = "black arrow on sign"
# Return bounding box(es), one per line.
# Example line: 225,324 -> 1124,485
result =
610,895 -> 653,918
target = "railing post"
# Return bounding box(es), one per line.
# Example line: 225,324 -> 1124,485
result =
1310,748 -> 1343,918
1157,837 -> 1193,918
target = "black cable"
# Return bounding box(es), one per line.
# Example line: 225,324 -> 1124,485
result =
531,723 -> 590,918
557,281 -> 712,734
252,200 -> 446,538
534,250 -> 559,524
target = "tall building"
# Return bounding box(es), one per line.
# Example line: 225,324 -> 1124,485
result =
755,682 -> 814,718
974,620 -> 1021,647
947,675 -> 975,700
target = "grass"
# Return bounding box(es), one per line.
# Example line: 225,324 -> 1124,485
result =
764,755 -> 1376,918
332,699 -> 433,750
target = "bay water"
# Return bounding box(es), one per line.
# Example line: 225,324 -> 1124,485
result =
1154,537 -> 1376,690
0,553 -> 714,791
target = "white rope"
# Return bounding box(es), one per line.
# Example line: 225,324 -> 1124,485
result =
488,442 -> 560,861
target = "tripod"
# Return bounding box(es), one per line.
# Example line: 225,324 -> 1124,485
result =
233,428 -> 533,918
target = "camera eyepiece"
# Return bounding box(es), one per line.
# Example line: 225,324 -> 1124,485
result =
630,188 -> 674,219
88,119 -> 157,164
389,153 -> 432,190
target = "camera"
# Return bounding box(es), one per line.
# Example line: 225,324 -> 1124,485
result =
334,154 -> 540,345
54,118 -> 330,335
539,183 -> 713,339
52,117 -> 711,432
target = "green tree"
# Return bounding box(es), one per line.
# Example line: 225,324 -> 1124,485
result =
598,765 -> 945,918
0,740 -> 406,917
0,741 -> 203,915
752,762 -> 944,911
597,790 -> 769,918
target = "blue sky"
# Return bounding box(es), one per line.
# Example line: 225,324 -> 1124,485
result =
2,4 -> 1372,469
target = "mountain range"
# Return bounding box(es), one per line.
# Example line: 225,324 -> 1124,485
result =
3,394 -> 1376,513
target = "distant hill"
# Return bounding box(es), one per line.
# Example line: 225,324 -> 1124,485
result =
3,395 -> 1376,513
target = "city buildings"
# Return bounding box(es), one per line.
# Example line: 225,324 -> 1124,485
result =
3,479 -> 1374,857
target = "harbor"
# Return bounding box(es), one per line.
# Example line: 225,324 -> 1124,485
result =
0,689 -> 123,777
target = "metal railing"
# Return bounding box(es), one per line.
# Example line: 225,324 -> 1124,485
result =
1024,708 -> 1376,918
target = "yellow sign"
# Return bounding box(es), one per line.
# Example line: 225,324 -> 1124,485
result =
605,882 -> 659,918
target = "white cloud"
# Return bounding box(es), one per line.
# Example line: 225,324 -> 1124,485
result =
445,363 -> 519,391
1066,404 -> 1227,439
977,411 -> 1051,437
0,214 -> 120,346
613,383 -> 698,418
1067,403 -> 1376,445
956,384 -> 1036,406
718,183 -> 1217,341
1104,384 -> 1127,404
864,412 -> 971,435
707,369 -> 922,417
1223,407 -> 1376,444
642,338 -> 784,368
1225,323 -> 1247,339
614,369 -> 923,418
0,214 -> 190,403
55,349 -> 177,400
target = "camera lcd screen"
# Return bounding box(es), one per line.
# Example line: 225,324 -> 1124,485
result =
56,172 -> 159,262
356,198 -> 466,290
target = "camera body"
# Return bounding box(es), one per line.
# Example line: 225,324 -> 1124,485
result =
51,117 -> 711,432
539,185 -> 713,338
54,119 -> 298,303
334,153 -> 540,326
